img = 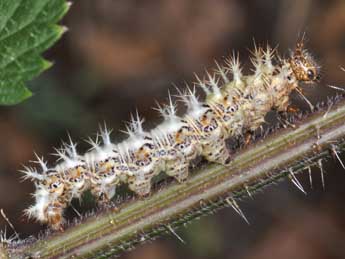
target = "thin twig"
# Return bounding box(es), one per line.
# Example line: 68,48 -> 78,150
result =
6,97 -> 345,259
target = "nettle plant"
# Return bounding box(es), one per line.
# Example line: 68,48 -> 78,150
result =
1,1 -> 345,258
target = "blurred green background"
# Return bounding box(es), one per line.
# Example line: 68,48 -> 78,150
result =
1,0 -> 345,258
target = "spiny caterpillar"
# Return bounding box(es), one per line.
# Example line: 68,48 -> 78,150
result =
21,39 -> 320,230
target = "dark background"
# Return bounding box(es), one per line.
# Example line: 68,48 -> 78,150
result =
1,0 -> 345,258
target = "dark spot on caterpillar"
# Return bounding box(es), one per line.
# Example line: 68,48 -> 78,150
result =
144,143 -> 155,150
224,157 -> 232,165
307,69 -> 315,80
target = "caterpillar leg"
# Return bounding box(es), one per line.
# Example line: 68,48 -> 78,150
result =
275,95 -> 290,112
202,137 -> 231,166
91,185 -> 116,206
287,105 -> 299,113
45,201 -> 66,231
161,148 -> 189,182
128,177 -> 152,197
126,163 -> 161,196
165,159 -> 189,183
244,131 -> 254,146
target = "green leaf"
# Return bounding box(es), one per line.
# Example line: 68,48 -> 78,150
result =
0,0 -> 70,105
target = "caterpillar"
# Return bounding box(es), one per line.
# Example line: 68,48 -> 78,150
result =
21,39 -> 320,231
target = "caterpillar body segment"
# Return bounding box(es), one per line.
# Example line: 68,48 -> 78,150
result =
22,39 -> 321,230
54,141 -> 89,203
151,99 -> 201,182
84,129 -> 121,205
21,160 -> 67,230
117,113 -> 161,196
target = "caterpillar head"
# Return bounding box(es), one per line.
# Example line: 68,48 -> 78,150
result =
289,41 -> 321,84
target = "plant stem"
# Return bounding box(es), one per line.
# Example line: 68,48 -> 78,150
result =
7,97 -> 345,259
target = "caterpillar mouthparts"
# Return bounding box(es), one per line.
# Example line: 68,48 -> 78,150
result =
22,38 -> 321,230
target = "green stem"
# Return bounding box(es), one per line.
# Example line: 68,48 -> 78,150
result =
7,97 -> 345,259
